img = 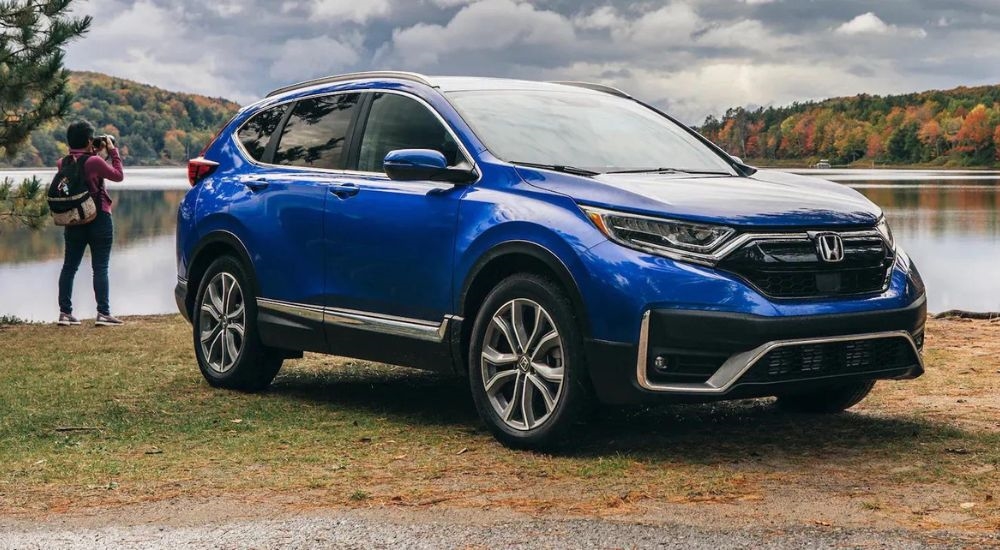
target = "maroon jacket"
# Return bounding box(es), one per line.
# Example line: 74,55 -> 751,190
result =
57,148 -> 124,214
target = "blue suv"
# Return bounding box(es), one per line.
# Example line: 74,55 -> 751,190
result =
175,72 -> 926,449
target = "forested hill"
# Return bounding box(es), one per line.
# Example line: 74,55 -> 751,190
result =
700,84 -> 1000,167
1,71 -> 241,168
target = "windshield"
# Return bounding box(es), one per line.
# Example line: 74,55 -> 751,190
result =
447,89 -> 735,175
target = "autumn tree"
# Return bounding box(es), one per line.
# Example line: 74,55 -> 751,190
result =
994,125 -> 1000,161
953,104 -> 995,164
698,83 -> 1000,167
887,122 -> 922,163
917,119 -> 944,157
1,0 -> 91,231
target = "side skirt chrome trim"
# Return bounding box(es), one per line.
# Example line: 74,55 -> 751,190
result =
256,298 -> 460,343
258,298 -> 324,324
636,311 -> 923,394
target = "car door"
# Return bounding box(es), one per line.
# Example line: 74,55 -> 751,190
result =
230,93 -> 362,351
322,91 -> 471,364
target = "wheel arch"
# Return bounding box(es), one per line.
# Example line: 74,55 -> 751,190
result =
184,231 -> 259,319
456,241 -> 591,371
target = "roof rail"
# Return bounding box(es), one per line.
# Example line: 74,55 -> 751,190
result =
550,81 -> 632,99
266,71 -> 434,98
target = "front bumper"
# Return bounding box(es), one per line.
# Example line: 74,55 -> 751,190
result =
586,294 -> 926,404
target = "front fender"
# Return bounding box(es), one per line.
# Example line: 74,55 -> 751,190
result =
453,183 -> 606,335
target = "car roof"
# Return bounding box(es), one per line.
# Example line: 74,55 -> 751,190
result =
430,76 -> 599,94
265,71 -> 630,101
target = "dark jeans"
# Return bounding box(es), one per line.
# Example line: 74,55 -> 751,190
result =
58,212 -> 114,316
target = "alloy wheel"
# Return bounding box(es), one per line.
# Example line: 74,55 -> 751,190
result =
481,298 -> 565,431
199,272 -> 246,374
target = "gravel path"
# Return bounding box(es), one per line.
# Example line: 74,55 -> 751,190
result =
1,508 -> 996,549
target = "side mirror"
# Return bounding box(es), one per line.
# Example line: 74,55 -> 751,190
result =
727,153 -> 757,176
384,149 -> 477,184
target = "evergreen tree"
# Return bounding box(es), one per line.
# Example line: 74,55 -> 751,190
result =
0,0 -> 90,231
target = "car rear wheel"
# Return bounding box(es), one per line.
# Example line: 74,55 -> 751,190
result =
193,256 -> 282,392
469,274 -> 593,449
775,380 -> 876,413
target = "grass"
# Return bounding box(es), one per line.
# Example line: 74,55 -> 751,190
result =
0,315 -> 33,326
0,315 -> 997,532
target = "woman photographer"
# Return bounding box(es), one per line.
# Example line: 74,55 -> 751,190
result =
57,120 -> 125,326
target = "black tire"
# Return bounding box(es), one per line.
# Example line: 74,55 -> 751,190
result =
775,380 -> 876,414
468,274 -> 594,450
192,256 -> 282,392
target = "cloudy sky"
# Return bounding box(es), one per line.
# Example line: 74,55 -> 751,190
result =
64,0 -> 1000,124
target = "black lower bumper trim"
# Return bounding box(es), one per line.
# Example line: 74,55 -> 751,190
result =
647,295 -> 926,354
586,296 -> 926,405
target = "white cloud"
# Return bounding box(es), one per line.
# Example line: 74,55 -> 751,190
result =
386,0 -> 575,66
427,0 -> 478,7
269,36 -> 362,82
835,12 -> 927,38
546,58 -> 926,125
281,0 -> 391,23
61,0 -> 1000,123
618,3 -> 702,47
96,48 -> 243,101
210,1 -> 244,17
836,12 -> 892,35
696,19 -> 794,52
574,6 -> 624,31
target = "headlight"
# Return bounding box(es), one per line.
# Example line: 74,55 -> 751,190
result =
876,217 -> 895,249
583,206 -> 735,262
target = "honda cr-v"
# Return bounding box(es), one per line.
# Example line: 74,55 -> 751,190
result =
175,72 -> 926,448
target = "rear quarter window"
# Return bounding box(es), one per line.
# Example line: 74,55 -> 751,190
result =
237,105 -> 288,162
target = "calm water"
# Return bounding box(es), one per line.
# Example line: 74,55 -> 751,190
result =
0,168 -> 997,322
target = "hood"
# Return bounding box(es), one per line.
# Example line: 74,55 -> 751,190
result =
516,167 -> 881,228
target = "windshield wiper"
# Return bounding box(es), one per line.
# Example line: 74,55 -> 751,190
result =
510,161 -> 600,177
604,167 -> 731,176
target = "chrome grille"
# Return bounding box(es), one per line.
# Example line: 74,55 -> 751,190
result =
718,232 -> 894,299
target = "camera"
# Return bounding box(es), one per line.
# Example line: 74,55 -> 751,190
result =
93,134 -> 116,151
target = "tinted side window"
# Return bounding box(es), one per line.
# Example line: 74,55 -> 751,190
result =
274,93 -> 359,169
357,93 -> 462,173
238,105 -> 287,161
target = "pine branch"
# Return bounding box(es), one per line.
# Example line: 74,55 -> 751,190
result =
0,0 -> 89,157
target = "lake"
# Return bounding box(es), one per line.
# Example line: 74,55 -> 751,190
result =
1,167 -> 997,322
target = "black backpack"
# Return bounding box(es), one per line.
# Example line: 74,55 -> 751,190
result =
47,154 -> 98,226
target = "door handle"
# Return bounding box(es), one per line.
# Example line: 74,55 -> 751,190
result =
329,182 -> 360,199
241,176 -> 269,191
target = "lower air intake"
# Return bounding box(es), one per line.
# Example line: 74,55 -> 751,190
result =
740,336 -> 919,384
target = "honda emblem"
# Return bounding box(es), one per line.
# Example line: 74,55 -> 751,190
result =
814,233 -> 845,263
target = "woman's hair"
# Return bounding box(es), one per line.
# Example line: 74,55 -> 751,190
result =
66,120 -> 95,149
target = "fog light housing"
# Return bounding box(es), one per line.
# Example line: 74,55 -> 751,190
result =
653,355 -> 670,373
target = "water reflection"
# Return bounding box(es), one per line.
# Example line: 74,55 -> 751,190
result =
852,181 -> 1000,313
0,168 -> 997,321
0,235 -> 176,321
1,190 -> 185,264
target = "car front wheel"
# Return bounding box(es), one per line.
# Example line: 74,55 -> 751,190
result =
193,256 -> 282,392
469,274 -> 593,449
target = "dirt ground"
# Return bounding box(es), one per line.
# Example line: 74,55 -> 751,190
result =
1,316 -> 998,546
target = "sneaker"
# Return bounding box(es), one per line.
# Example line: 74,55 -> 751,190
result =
57,312 -> 81,326
95,313 -> 124,327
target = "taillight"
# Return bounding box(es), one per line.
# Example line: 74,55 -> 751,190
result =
188,157 -> 219,186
